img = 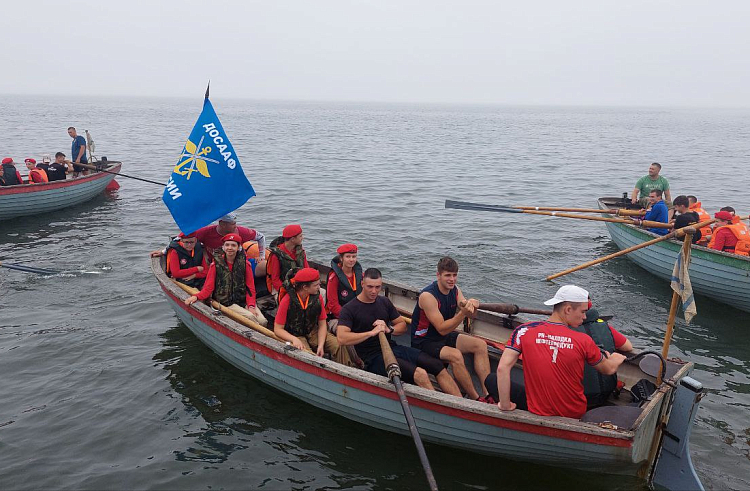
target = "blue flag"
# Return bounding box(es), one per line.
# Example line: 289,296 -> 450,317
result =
162,97 -> 255,234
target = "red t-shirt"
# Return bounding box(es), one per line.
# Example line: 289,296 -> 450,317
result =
267,244 -> 309,291
275,293 -> 327,326
195,259 -> 256,307
508,321 -> 603,419
193,225 -> 259,255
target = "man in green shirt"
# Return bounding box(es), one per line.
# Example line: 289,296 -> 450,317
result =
632,163 -> 671,209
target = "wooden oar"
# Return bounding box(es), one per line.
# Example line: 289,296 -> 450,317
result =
445,200 -> 672,229
478,303 -> 552,316
377,332 -> 438,491
171,279 -> 284,342
546,219 -> 717,281
74,162 -> 164,186
0,261 -> 59,275
515,205 -> 644,217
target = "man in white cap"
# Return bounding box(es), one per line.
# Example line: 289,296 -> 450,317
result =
495,285 -> 626,419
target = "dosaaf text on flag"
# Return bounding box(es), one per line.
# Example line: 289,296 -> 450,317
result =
163,97 -> 255,234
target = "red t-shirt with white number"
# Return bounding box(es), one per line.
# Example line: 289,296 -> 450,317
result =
508,321 -> 603,419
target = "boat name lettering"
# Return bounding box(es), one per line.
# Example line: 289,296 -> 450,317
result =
202,123 -> 237,170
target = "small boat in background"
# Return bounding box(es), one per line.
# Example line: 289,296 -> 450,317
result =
598,196 -> 750,313
0,161 -> 122,222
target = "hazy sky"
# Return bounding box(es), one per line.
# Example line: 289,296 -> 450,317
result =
3,0 -> 749,106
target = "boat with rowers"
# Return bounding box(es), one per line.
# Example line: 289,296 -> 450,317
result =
151,254 -> 705,489
597,196 -> 750,313
0,160 -> 122,222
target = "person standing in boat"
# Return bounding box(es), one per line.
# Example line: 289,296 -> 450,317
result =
273,267 -> 351,365
166,232 -> 208,289
671,195 -> 702,244
631,162 -> 671,209
67,127 -> 88,176
267,224 -> 309,299
338,268 -> 462,395
0,157 -> 23,186
184,233 -> 267,327
326,243 -> 363,323
411,256 -> 494,404
496,285 -> 626,419
638,189 -> 670,236
24,158 -> 48,184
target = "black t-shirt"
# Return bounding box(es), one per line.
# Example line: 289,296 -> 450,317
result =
338,296 -> 401,363
674,211 -> 702,243
45,163 -> 67,181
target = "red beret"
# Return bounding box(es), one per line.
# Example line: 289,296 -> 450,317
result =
222,233 -> 242,244
2,157 -> 13,164
337,243 -> 358,254
715,211 -> 733,221
282,224 -> 302,238
293,267 -> 319,283
179,232 -> 196,239
24,158 -> 36,164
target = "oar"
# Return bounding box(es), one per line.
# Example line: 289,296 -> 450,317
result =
377,332 -> 438,491
0,261 -> 60,275
546,219 -> 718,281
75,162 -> 164,186
515,205 -> 644,217
445,200 -> 672,229
478,303 -> 552,316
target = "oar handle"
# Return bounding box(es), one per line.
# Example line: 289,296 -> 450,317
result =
478,303 -> 552,316
378,332 -> 401,380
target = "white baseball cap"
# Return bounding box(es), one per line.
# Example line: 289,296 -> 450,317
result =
543,285 -> 589,306
218,212 -> 237,223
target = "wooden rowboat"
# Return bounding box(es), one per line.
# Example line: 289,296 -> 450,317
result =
598,197 -> 750,313
152,255 -> 704,487
0,161 -> 122,222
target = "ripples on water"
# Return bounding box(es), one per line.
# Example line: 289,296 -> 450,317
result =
0,95 -> 748,489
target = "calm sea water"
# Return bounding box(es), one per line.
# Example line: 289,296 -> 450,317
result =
1,95 -> 749,490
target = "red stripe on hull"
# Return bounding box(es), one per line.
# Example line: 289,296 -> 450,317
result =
162,285 -> 632,449
0,164 -> 121,195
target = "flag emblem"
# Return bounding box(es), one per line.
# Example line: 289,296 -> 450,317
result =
174,137 -> 220,179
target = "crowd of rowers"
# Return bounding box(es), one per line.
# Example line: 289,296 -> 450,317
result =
630,162 -> 749,255
152,214 -> 635,420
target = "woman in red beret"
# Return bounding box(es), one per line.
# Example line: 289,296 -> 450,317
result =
267,224 -> 309,299
708,211 -> 750,255
185,233 -> 268,326
0,158 -> 23,186
326,243 -> 363,321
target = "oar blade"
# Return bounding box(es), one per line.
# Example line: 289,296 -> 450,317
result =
445,200 -> 521,214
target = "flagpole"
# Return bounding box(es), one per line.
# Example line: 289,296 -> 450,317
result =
205,80 -> 210,99
659,228 -> 695,385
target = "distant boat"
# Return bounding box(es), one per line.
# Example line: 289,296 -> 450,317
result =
0,161 -> 121,222
152,255 -> 704,488
598,196 -> 750,313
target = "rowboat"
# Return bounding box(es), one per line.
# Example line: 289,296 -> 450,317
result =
152,255 -> 705,489
598,197 -> 750,312
0,161 -> 122,222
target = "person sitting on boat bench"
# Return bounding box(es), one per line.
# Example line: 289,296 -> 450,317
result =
267,224 -> 309,300
0,157 -> 23,186
185,233 -> 267,327
687,195 -> 713,244
24,158 -> 48,184
326,243 -> 363,330
273,267 -> 352,366
708,211 -> 750,256
631,162 -> 671,210
720,206 -> 750,235
411,256 -> 495,404
495,285 -> 626,419
194,213 -> 267,276
671,195 -> 702,244
338,268 -> 462,395
45,152 -> 73,182
638,189 -> 669,236
166,232 -> 208,289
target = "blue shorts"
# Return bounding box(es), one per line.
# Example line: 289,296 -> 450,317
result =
366,344 -> 445,384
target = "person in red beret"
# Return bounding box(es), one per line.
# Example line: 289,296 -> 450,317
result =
708,210 -> 750,255
0,157 -> 23,186
25,158 -> 49,184
166,232 -> 208,289
185,233 -> 267,326
327,243 -> 363,320
267,224 -> 309,299
273,267 -> 352,366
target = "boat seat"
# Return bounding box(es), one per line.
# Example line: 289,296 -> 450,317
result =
581,405 -> 643,430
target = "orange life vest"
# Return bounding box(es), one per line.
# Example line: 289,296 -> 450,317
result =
29,168 -> 49,183
731,215 -> 750,235
707,223 -> 750,256
689,202 -> 712,239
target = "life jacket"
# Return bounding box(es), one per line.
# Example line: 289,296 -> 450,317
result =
708,223 -> 750,256
213,249 -> 247,307
570,308 -> 617,407
731,215 -> 750,235
268,236 -> 307,291
1,163 -> 21,186
689,202 -> 713,239
166,238 -> 205,286
281,271 -> 322,337
330,256 -> 363,309
28,168 -> 49,183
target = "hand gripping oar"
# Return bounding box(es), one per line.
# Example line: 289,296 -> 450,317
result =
377,332 -> 439,491
0,261 -> 60,275
74,162 -> 164,186
445,200 -> 672,229
478,303 -> 552,316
